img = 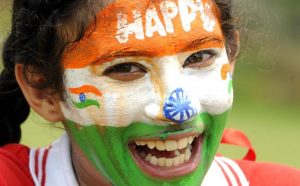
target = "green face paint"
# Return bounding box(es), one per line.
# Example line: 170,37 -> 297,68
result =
72,99 -> 100,109
66,111 -> 229,186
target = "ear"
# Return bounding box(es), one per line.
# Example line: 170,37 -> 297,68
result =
228,31 -> 240,74
15,64 -> 64,122
228,31 -> 240,61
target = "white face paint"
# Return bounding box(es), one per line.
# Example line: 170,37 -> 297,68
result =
115,0 -> 216,44
60,48 -> 233,127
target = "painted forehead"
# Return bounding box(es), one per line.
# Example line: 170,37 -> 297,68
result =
63,0 -> 224,69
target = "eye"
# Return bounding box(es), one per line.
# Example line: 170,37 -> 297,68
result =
103,62 -> 147,81
183,50 -> 217,69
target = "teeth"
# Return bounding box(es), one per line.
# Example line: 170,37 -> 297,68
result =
135,136 -> 198,167
173,157 -> 180,166
158,157 -> 166,167
150,156 -> 158,166
177,137 -> 188,149
145,153 -> 152,162
179,154 -> 185,164
166,158 -> 173,167
165,140 -> 178,151
174,150 -> 180,157
188,136 -> 194,144
147,141 -> 155,149
143,148 -> 192,168
135,136 -> 196,151
155,141 -> 165,151
184,148 -> 192,161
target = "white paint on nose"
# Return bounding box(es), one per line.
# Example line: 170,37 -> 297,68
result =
144,103 -> 160,120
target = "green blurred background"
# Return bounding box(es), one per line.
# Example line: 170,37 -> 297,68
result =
1,0 -> 299,168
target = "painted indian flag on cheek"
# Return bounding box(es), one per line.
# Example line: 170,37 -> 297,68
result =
68,85 -> 102,109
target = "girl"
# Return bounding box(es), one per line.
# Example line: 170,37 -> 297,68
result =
0,0 -> 299,185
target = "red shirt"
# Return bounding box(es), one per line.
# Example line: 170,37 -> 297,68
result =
0,144 -> 34,186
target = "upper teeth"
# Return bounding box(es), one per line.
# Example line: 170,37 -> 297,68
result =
135,136 -> 196,151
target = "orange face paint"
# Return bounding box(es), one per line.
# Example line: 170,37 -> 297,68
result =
69,85 -> 102,96
62,0 -> 224,69
221,63 -> 231,80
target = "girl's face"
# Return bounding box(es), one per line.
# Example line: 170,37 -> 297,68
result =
61,0 -> 233,185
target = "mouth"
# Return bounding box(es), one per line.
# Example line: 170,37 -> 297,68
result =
128,132 -> 203,179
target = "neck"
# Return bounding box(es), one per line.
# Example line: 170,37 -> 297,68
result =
68,133 -> 111,186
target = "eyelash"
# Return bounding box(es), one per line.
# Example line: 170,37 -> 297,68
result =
183,49 -> 218,68
103,62 -> 146,75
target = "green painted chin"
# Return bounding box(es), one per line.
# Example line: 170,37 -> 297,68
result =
66,111 -> 229,186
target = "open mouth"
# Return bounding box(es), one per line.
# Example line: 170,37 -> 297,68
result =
129,133 -> 203,179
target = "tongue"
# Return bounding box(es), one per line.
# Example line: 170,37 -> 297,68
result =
136,145 -> 185,158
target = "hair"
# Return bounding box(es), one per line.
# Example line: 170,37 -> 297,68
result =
0,0 -> 239,146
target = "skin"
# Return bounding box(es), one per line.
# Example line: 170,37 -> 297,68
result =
15,0 -> 238,185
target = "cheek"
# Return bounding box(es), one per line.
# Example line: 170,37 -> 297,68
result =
91,76 -> 156,126
61,67 -> 157,126
184,56 -> 233,115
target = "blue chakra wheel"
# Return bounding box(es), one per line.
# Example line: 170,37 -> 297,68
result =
163,88 -> 197,125
79,93 -> 86,102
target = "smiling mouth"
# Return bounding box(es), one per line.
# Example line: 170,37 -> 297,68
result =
129,133 -> 203,179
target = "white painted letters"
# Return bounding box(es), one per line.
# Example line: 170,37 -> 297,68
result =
202,4 -> 216,32
160,1 -> 178,34
145,7 -> 167,38
116,0 -> 216,44
178,0 -> 204,32
116,10 -> 144,44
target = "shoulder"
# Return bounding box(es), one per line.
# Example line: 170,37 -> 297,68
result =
0,144 -> 34,186
235,159 -> 300,186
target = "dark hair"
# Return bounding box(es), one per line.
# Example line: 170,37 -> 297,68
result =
0,0 -> 238,146
0,0 -> 100,146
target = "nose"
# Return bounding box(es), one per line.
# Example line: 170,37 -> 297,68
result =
163,88 -> 198,125
144,87 -> 199,125
144,57 -> 199,125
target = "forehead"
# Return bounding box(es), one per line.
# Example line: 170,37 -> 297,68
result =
63,0 -> 224,69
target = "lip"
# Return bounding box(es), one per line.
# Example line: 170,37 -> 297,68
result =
128,132 -> 203,179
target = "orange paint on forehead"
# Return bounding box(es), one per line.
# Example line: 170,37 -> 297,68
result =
63,0 -> 224,69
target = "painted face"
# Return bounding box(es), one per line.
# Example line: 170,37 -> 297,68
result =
60,0 -> 233,185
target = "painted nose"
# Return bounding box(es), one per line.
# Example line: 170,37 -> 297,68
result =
163,88 -> 198,125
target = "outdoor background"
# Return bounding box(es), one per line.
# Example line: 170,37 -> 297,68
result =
1,0 -> 299,168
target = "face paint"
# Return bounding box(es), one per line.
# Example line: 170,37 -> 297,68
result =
60,0 -> 233,185
62,0 -> 222,69
163,88 -> 198,124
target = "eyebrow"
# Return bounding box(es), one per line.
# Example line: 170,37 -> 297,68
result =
94,35 -> 224,64
181,35 -> 223,51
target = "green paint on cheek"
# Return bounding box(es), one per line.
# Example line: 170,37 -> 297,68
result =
66,111 -> 230,186
72,99 -> 100,109
228,79 -> 233,94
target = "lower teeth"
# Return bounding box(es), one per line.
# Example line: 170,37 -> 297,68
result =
142,146 -> 192,167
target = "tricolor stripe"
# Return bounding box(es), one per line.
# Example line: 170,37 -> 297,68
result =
69,85 -> 102,96
72,99 -> 100,109
69,85 -> 102,109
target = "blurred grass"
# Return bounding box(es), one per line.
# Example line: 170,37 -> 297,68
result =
1,0 -> 300,169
